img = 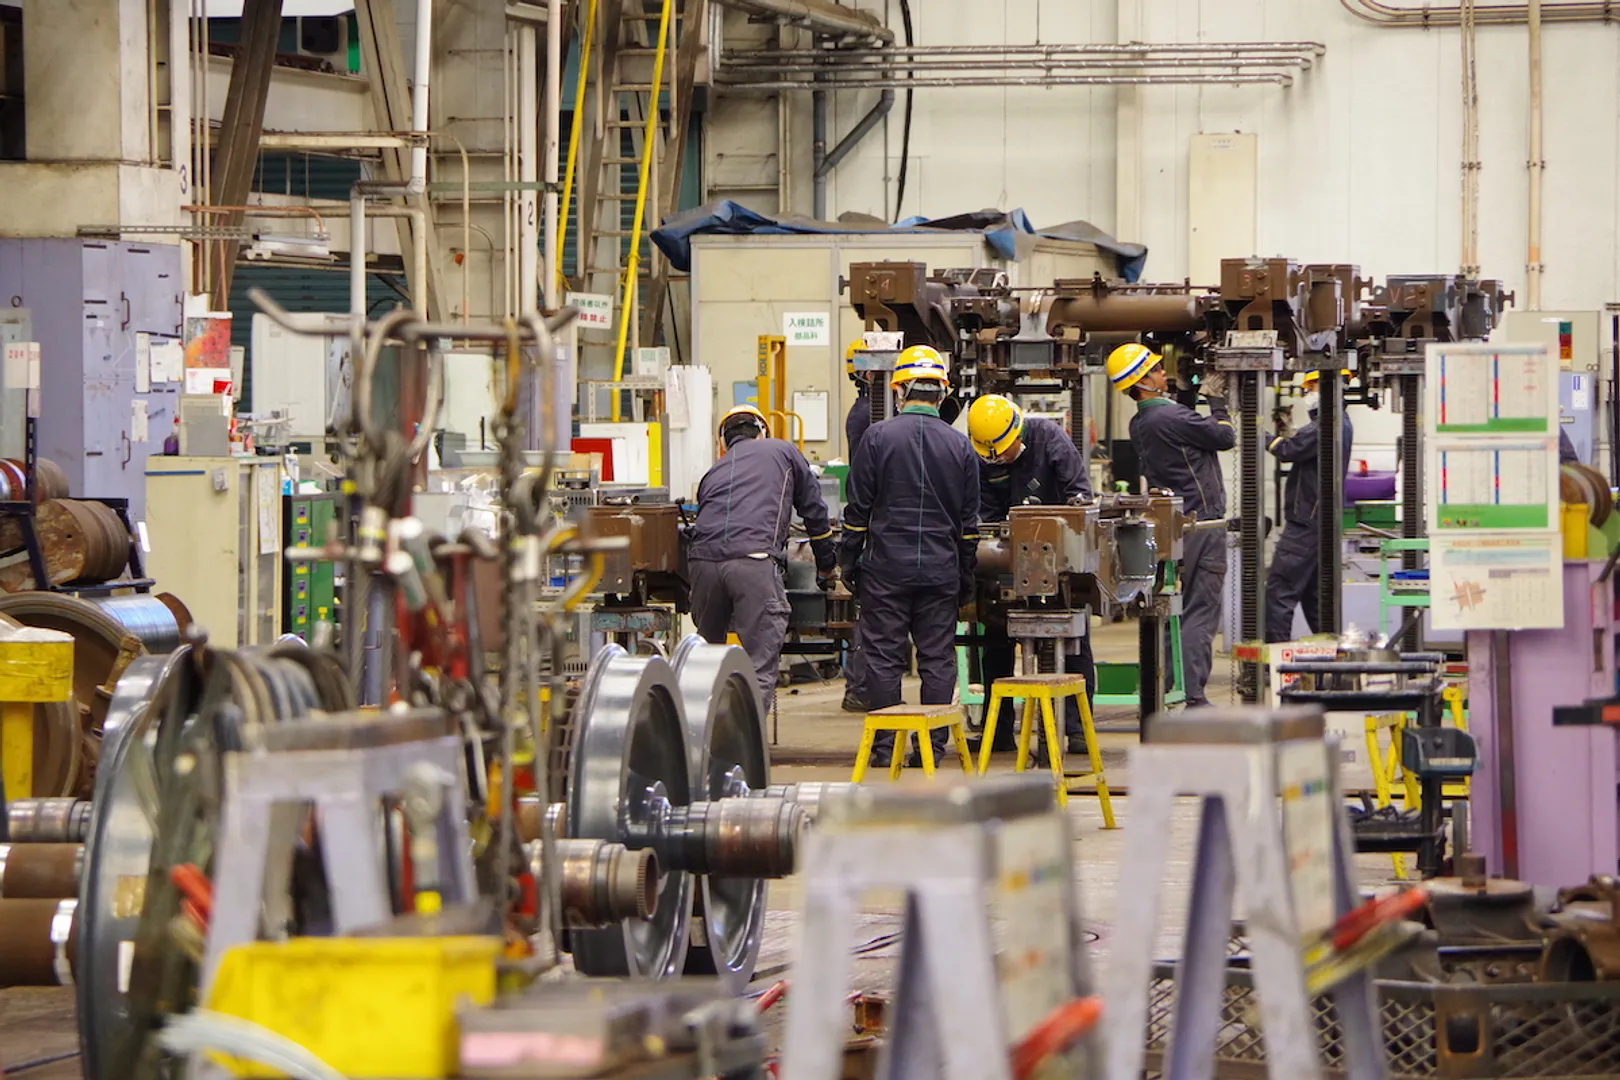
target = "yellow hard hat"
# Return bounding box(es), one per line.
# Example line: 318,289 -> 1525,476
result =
1106,342 -> 1162,392
1301,368 -> 1353,386
966,395 -> 1025,460
845,338 -> 864,380
718,403 -> 768,435
889,344 -> 950,390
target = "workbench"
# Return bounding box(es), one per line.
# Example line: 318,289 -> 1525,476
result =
1466,559 -> 1620,889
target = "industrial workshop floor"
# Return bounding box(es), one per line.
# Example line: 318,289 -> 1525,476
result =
0,623 -> 1396,1075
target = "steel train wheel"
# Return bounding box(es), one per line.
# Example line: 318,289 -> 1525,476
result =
567,644 -> 694,978
671,635 -> 769,994
75,650 -> 190,1080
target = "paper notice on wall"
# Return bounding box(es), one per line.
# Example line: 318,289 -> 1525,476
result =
782,312 -> 830,347
135,333 -> 151,393
567,292 -> 613,329
149,339 -> 184,383
1429,344 -> 1555,435
130,399 -> 148,442
257,466 -> 280,555
1429,534 -> 1564,631
664,368 -> 690,430
792,389 -> 829,442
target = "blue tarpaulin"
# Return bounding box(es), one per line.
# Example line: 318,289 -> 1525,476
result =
650,201 -> 1148,282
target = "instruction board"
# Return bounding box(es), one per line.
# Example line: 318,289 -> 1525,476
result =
1424,341 -> 1564,630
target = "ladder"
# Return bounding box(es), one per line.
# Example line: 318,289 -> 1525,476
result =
557,0 -> 698,421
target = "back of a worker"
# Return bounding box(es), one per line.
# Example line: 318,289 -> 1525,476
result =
1109,343 -> 1234,707
1265,371 -> 1355,642
689,405 -> 835,709
840,346 -> 979,767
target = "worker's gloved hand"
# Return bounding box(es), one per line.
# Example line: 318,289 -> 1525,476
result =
817,566 -> 837,591
840,562 -> 860,597
1275,418 -> 1293,438
1200,370 -> 1228,400
958,572 -> 974,606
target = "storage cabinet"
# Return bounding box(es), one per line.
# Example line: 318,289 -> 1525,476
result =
0,238 -> 184,521
145,457 -> 282,648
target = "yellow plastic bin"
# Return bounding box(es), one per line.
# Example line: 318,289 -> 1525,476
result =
1563,502 -> 1590,559
204,936 -> 501,1079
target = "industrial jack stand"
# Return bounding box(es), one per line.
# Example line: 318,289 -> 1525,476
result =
200,709 -> 478,999
1106,707 -> 1385,1080
779,776 -> 1096,1080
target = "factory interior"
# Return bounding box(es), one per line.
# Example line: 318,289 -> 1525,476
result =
3,0 -> 1620,1078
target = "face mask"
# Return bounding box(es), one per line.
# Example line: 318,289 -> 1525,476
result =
1302,391 -> 1320,413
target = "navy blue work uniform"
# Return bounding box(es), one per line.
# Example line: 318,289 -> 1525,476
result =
978,417 -> 1096,746
1130,394 -> 1234,706
689,436 -> 835,707
840,404 -> 980,764
841,391 -> 875,702
846,391 -> 874,459
1264,406 -> 1354,643
1559,428 -> 1579,464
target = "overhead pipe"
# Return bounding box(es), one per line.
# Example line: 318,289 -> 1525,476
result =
812,88 -> 893,220
811,88 -> 828,219
720,56 -> 1318,76
1341,0 -> 1619,25
728,73 -> 1295,91
725,41 -> 1327,59
715,0 -> 892,43
1527,0 -> 1544,309
408,0 -> 432,194
543,0 -> 562,313
518,23 -> 540,314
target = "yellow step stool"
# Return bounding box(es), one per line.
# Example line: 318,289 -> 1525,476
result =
851,703 -> 972,782
977,673 -> 1116,827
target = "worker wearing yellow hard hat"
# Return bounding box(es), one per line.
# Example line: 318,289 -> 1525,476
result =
1107,341 -> 1234,707
689,401 -> 836,711
967,392 -> 1098,755
1265,370 -> 1355,642
844,339 -> 876,473
839,342 -> 980,766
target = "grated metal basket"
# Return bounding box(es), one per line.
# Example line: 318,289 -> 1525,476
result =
1144,962 -> 1620,1079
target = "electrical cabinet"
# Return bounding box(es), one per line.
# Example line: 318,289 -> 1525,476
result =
282,491 -> 341,641
0,239 -> 184,521
145,457 -> 282,649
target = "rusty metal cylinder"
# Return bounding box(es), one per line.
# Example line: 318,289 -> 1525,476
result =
7,799 -> 91,843
540,839 -> 658,928
660,797 -> 807,878
516,798 -> 567,844
0,897 -> 78,986
752,782 -> 854,822
975,537 -> 1011,577
1043,293 -> 1203,334
0,844 -> 83,898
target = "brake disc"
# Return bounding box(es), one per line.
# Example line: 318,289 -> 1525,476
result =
671,635 -> 769,994
567,644 -> 693,978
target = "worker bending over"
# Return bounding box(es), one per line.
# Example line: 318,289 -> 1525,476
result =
840,346 -> 980,767
967,394 -> 1095,753
841,338 -> 874,712
1108,343 -> 1233,707
1264,370 -> 1354,643
688,404 -> 836,710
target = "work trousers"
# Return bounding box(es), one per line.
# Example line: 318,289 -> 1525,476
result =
859,573 -> 959,764
1179,527 -> 1228,706
844,617 -> 867,693
1264,522 -> 1320,644
689,557 -> 791,709
981,635 -> 1094,746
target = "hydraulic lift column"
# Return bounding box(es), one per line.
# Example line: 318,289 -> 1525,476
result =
1211,345 -> 1284,703
1313,352 -> 1347,634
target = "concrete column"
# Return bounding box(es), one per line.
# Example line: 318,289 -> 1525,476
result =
23,0 -> 152,163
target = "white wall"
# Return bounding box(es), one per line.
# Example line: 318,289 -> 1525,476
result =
757,0 -> 1620,315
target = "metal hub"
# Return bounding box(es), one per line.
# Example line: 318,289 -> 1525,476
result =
567,644 -> 694,978
671,635 -> 769,993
